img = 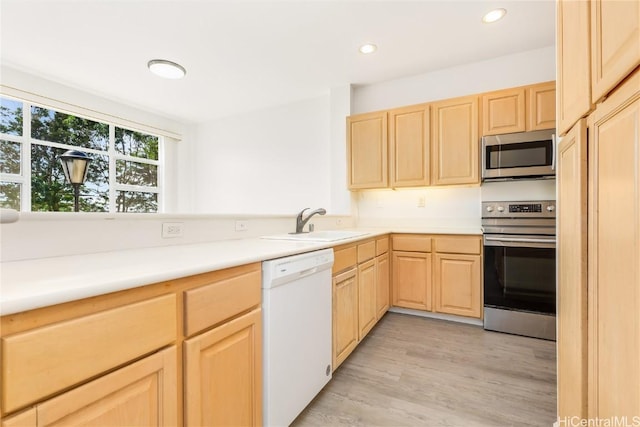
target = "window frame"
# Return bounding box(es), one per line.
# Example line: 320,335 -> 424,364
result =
0,95 -> 164,213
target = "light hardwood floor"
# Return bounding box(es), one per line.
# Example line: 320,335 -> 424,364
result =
293,313 -> 556,427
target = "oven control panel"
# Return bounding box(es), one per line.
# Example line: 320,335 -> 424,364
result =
482,200 -> 556,218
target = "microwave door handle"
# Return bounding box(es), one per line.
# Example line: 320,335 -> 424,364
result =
551,134 -> 557,171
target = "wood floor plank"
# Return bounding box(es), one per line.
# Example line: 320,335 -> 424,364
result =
293,313 -> 556,427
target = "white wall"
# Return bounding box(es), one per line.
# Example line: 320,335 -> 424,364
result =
353,46 -> 557,225
192,96 -> 332,215
353,45 -> 556,113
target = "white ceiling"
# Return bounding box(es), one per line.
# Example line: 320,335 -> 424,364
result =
0,0 -> 555,124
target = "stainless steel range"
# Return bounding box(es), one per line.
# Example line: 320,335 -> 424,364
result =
482,200 -> 556,340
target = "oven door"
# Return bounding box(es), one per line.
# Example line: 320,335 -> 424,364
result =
483,234 -> 556,314
482,130 -> 556,180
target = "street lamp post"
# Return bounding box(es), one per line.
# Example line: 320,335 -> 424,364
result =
59,150 -> 92,212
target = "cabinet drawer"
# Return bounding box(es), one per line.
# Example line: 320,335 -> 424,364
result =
392,235 -> 432,252
434,236 -> 481,254
184,267 -> 261,337
1,294 -> 176,414
376,237 -> 389,256
333,245 -> 357,274
357,241 -> 376,263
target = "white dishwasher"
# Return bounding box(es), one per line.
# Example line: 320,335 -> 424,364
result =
262,248 -> 334,427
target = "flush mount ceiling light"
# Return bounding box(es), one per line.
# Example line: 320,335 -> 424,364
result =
482,8 -> 507,23
147,59 -> 186,79
359,43 -> 377,54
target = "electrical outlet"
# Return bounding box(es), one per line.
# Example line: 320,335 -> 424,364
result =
162,222 -> 184,238
417,195 -> 426,208
235,220 -> 248,232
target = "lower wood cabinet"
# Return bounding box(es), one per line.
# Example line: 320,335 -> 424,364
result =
392,251 -> 432,311
391,234 -> 482,319
0,262 -> 263,426
358,259 -> 377,340
184,308 -> 262,427
375,252 -> 390,319
2,347 -> 177,427
433,253 -> 481,318
332,267 -> 359,369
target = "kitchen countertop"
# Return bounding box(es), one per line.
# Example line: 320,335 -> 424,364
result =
0,227 -> 481,316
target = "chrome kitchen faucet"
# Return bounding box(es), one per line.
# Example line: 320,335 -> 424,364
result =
294,208 -> 326,234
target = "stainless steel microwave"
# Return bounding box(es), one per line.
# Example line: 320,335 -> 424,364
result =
481,129 -> 556,181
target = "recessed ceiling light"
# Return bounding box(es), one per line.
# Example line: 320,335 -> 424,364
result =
147,59 -> 186,79
482,8 -> 507,23
359,43 -> 377,54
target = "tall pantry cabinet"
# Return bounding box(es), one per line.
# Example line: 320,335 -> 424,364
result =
556,0 -> 640,421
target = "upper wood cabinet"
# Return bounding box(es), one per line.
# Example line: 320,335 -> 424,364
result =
481,82 -> 556,136
481,87 -> 526,135
557,118 -> 588,420
527,82 -> 557,131
347,111 -> 388,189
590,0 -> 640,104
557,0 -> 592,136
431,95 -> 480,186
388,104 -> 430,187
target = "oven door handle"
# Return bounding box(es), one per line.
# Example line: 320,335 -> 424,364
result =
484,235 -> 556,248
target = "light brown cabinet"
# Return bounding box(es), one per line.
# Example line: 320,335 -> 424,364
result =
527,82 -> 557,131
332,267 -> 358,369
37,347 -> 177,427
375,237 -> 390,319
431,95 -> 480,186
557,118 -> 588,420
388,104 -> 430,187
184,309 -> 262,427
358,258 -> 377,340
557,1 -> 640,418
586,70 -> 640,419
481,87 -> 526,135
481,82 -> 556,136
332,236 -> 390,370
557,0 -> 592,136
0,262 -> 263,426
392,235 -> 432,311
590,0 -> 640,104
347,111 -> 388,189
432,236 -> 482,319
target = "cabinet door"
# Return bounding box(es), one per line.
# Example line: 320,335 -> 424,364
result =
1,408 -> 36,427
588,70 -> 640,419
332,268 -> 358,370
481,88 -> 526,135
347,111 -> 388,189
557,118 -> 588,420
375,252 -> 390,320
392,251 -> 432,311
433,254 -> 481,318
36,347 -> 177,427
358,259 -> 377,340
184,308 -> 262,427
431,96 -> 480,186
557,0 -> 592,136
526,82 -> 557,131
388,104 -> 430,187
591,0 -> 640,103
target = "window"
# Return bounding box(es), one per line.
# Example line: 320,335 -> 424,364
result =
0,96 -> 162,213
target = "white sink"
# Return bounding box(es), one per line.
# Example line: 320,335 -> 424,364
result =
262,230 -> 370,242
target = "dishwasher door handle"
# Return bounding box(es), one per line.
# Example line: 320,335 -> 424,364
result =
298,267 -> 318,278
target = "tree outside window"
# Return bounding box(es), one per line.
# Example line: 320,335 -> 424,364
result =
0,96 -> 161,213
